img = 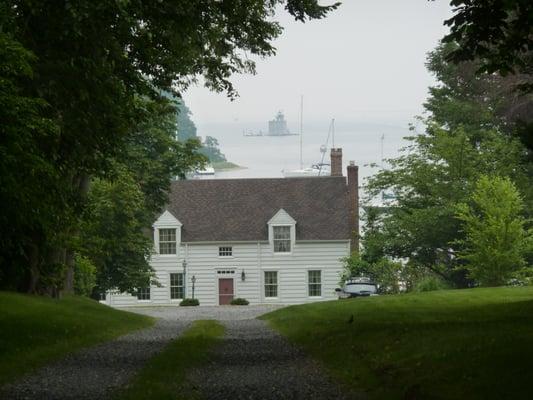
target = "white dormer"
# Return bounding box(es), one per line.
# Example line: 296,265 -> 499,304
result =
268,209 -> 296,254
152,210 -> 182,255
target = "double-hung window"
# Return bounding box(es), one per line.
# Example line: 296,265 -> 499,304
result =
264,271 -> 278,298
273,226 -> 291,253
170,273 -> 184,300
137,287 -> 150,301
159,228 -> 176,254
308,270 -> 322,297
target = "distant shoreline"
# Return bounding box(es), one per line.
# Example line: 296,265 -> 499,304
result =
212,161 -> 246,171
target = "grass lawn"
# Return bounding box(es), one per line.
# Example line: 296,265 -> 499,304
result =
262,286 -> 533,400
0,291 -> 153,386
115,320 -> 224,400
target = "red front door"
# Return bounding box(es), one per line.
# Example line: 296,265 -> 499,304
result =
218,278 -> 234,305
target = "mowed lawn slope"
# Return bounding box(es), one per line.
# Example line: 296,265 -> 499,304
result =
0,292 -> 153,386
262,286 -> 533,400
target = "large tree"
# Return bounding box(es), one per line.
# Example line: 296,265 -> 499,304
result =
456,175 -> 531,286
441,0 -> 533,79
1,1 -> 339,294
365,43 -> 532,287
438,1 -> 533,152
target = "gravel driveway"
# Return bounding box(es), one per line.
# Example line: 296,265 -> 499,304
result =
187,319 -> 361,400
1,319 -> 189,400
2,304 -> 360,400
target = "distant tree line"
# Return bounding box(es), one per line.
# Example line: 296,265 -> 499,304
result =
176,100 -> 228,164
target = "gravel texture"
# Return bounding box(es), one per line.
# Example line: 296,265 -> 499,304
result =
119,304 -> 285,321
2,305 -> 361,400
188,319 -> 362,400
1,319 -> 188,400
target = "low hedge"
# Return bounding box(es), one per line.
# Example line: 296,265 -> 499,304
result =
230,298 -> 249,305
179,298 -> 200,306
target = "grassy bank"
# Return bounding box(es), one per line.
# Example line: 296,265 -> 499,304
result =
262,286 -> 533,399
115,320 -> 224,400
0,291 -> 153,386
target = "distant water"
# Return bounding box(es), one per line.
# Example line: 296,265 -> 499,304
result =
195,121 -> 414,188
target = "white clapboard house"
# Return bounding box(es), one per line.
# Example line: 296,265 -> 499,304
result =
103,149 -> 358,306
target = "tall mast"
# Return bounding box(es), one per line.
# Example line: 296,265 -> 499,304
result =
380,133 -> 385,167
299,95 -> 303,169
332,118 -> 335,148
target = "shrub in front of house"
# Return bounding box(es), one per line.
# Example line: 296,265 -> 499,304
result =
179,298 -> 200,306
413,275 -> 450,292
230,298 -> 249,305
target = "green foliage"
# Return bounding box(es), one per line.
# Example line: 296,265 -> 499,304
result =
365,42 -> 533,288
230,298 -> 250,305
341,254 -> 402,294
73,255 -> 96,297
199,136 -> 227,163
179,298 -> 200,306
413,275 -> 450,293
456,176 -> 532,286
0,291 -> 153,386
79,167 -> 154,293
114,320 -> 224,400
442,0 -> 533,79
175,100 -> 197,142
263,286 -> 533,399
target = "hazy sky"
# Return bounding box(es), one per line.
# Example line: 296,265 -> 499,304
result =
185,1 -> 452,127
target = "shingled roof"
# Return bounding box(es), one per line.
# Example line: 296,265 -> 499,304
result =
165,177 -> 352,242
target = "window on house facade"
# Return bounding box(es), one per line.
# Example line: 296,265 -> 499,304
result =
264,271 -> 278,298
159,228 -> 176,254
219,246 -> 233,257
308,270 -> 322,297
170,273 -> 184,299
137,287 -> 150,301
273,226 -> 291,253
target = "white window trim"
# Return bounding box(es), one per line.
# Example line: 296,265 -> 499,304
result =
307,269 -> 323,298
157,228 -> 178,256
152,211 -> 182,256
136,287 -> 152,303
169,272 -> 185,301
267,209 -> 296,255
218,246 -> 234,258
263,270 -> 280,300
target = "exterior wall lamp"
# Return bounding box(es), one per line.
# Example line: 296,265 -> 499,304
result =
241,269 -> 246,282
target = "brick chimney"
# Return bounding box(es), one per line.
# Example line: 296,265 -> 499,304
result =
330,148 -> 342,176
347,161 -> 359,254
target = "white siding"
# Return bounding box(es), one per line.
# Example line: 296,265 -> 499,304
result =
105,240 -> 350,307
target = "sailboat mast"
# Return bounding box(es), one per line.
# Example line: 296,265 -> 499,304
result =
380,133 -> 385,167
299,95 -> 303,169
332,118 -> 335,148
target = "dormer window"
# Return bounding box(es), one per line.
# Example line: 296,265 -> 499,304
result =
273,226 -> 291,253
159,228 -> 176,254
268,209 -> 296,254
152,210 -> 182,256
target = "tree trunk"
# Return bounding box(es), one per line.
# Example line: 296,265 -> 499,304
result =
63,249 -> 75,294
61,173 -> 91,295
27,242 -> 40,294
